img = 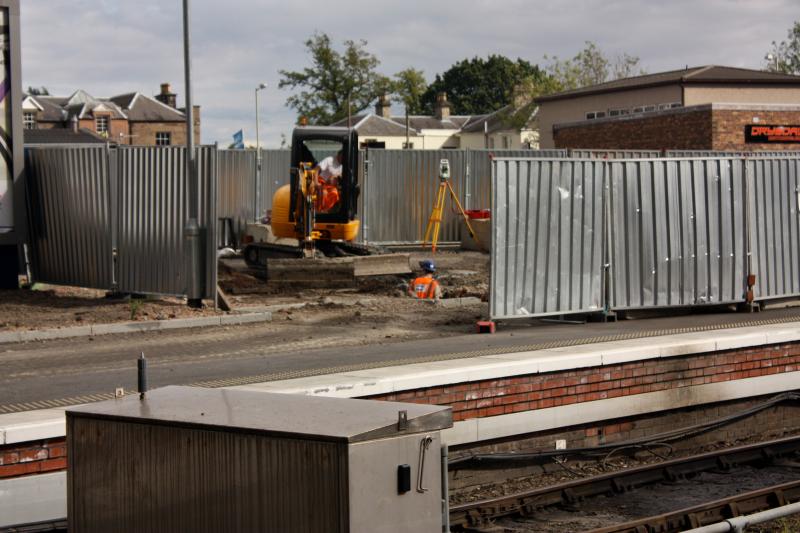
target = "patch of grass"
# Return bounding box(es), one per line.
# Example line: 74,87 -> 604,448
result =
129,299 -> 144,321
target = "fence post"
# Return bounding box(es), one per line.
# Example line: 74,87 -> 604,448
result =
108,143 -> 119,291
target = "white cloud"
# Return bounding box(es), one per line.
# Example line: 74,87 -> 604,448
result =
20,0 -> 798,147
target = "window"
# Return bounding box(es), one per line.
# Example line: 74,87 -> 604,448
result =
23,112 -> 35,129
657,103 -> 671,111
95,116 -> 109,135
643,105 -> 656,113
488,137 -> 495,149
402,141 -> 414,149
595,111 -> 606,119
609,109 -> 621,117
502,136 -> 509,149
632,106 -> 645,114
155,132 -> 171,146
585,111 -> 596,120
670,102 -> 682,109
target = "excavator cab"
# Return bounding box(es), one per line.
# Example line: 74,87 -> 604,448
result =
270,126 -> 360,242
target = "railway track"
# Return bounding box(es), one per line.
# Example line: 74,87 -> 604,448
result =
449,435 -> 800,532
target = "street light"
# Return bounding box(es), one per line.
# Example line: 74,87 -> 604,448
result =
255,82 -> 267,221
766,53 -> 780,72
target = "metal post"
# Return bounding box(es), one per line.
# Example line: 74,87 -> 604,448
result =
441,444 -> 450,532
182,0 -> 203,308
255,83 -> 266,222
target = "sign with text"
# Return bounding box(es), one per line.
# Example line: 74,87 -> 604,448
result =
745,124 -> 800,143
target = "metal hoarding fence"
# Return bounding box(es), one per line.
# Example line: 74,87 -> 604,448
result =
569,149 -> 663,159
257,149 -> 291,217
25,145 -> 113,289
665,150 -> 800,158
217,149 -> 256,245
26,145 -> 217,299
747,157 -> 800,300
491,158 -> 605,319
360,149 -> 566,244
608,158 -> 748,310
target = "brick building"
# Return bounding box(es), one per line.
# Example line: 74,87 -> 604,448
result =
21,83 -> 200,146
535,66 -> 800,151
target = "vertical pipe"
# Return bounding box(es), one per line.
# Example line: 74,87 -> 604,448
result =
182,0 -> 203,307
440,444 -> 449,533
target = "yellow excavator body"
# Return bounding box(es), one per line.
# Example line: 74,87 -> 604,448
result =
271,184 -> 360,242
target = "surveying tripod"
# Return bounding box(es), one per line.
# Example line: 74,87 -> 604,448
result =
423,159 -> 479,253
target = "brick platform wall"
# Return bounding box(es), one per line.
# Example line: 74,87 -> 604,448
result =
0,437 -> 67,479
448,397 -> 800,491
367,342 -> 800,423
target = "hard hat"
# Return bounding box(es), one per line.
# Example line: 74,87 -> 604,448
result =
419,259 -> 436,273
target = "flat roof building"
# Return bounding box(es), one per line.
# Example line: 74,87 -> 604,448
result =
535,66 -> 800,151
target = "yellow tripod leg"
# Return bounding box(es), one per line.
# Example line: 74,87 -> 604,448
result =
423,183 -> 446,252
446,180 -> 479,247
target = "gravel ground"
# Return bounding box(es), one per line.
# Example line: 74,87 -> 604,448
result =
495,465 -> 800,532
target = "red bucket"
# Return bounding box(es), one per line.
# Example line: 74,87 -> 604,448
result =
465,209 -> 491,220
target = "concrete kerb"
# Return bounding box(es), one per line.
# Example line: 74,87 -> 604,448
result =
0,312 -> 272,345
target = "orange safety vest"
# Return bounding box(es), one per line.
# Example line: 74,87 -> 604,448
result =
411,276 -> 439,299
316,181 -> 340,213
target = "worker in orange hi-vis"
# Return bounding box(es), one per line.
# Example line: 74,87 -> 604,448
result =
315,150 -> 342,213
408,260 -> 442,300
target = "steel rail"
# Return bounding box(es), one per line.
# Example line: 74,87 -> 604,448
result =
587,480 -> 800,533
449,435 -> 800,530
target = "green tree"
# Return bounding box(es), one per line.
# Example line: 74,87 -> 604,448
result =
278,32 -> 388,124
420,55 -> 547,114
544,42 -> 645,92
765,21 -> 800,74
392,68 -> 427,115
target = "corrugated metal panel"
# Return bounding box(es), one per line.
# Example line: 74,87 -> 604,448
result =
665,150 -> 800,157
25,146 -> 113,289
359,149 -> 566,244
491,158 -> 605,319
361,149 -> 469,243
748,157 -> 800,300
571,149 -> 662,159
258,148 -> 291,215
217,149 -> 255,244
116,146 -> 216,297
67,416 -> 348,533
609,159 -> 748,309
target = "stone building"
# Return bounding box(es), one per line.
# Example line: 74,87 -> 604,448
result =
21,83 -> 200,146
330,92 -> 538,149
535,66 -> 800,151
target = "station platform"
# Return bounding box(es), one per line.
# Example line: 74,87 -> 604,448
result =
2,311 -> 800,527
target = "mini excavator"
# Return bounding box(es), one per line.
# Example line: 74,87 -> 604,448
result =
242,126 -> 409,276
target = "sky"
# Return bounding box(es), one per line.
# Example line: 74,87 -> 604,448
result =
19,0 -> 798,147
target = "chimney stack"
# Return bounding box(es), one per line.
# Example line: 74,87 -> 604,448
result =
375,94 -> 391,118
434,92 -> 450,120
155,83 -> 177,108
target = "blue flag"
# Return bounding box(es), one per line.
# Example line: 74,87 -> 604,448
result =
232,129 -> 244,149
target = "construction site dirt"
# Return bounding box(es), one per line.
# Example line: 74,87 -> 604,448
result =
0,250 -> 489,336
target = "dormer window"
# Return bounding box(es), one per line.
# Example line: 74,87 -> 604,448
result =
96,115 -> 109,135
23,112 -> 35,129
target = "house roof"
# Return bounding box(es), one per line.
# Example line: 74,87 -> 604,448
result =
535,65 -> 800,103
330,114 -> 414,136
330,110 -> 526,136
461,104 -> 537,134
109,92 -> 185,122
24,127 -> 108,145
26,89 -> 187,124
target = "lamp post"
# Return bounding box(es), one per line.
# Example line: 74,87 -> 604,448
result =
255,82 -> 267,221
766,53 -> 780,72
182,0 -> 203,308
